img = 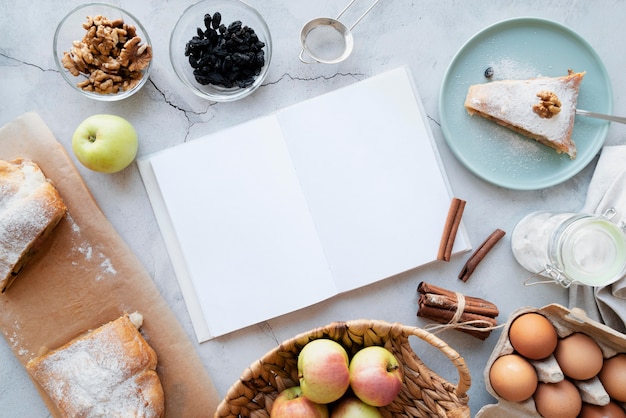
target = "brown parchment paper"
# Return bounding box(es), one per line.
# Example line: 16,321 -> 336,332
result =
0,112 -> 220,417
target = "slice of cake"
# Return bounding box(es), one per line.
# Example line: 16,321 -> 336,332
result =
26,313 -> 165,418
0,158 -> 67,292
464,71 -> 585,159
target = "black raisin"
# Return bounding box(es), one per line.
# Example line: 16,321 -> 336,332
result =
212,12 -> 221,29
237,76 -> 255,88
204,13 -> 212,29
184,10 -> 266,89
228,20 -> 242,33
484,66 -> 494,78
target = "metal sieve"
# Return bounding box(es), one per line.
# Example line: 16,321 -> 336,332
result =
299,0 -> 381,64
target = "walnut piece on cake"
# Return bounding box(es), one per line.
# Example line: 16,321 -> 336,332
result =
533,90 -> 562,119
0,158 -> 67,293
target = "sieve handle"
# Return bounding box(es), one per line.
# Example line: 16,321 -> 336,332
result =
298,48 -> 318,64
336,0 -> 382,31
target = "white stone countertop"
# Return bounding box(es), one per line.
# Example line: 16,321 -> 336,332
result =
2,0 -> 626,416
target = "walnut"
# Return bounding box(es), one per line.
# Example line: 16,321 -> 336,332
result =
79,69 -> 124,94
61,51 -> 83,76
61,15 -> 152,95
533,90 -> 562,119
118,37 -> 152,72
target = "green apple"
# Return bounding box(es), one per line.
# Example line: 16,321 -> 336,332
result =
72,114 -> 138,173
271,386 -> 329,418
298,339 -> 350,404
349,346 -> 403,407
330,396 -> 382,418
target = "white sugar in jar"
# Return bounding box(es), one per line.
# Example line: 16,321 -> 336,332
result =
511,210 -> 626,287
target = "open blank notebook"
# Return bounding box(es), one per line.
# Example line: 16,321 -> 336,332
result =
138,66 -> 471,342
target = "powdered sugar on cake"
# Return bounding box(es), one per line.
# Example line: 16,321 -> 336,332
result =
488,57 -> 541,80
467,78 -> 575,142
464,71 -> 585,159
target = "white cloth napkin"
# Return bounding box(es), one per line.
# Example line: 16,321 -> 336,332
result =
569,145 -> 626,333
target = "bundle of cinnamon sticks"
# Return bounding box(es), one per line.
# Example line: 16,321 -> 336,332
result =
417,281 -> 499,340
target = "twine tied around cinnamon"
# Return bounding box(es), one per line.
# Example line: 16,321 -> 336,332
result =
417,282 -> 502,340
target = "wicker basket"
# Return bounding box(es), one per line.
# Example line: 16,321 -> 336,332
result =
215,319 -> 471,418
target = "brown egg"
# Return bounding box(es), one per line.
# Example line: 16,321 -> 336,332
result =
489,354 -> 538,402
508,312 -> 558,360
534,380 -> 582,418
598,353 -> 626,402
579,401 -> 626,418
554,333 -> 604,380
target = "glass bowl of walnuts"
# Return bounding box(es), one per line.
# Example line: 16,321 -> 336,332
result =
53,3 -> 153,101
170,0 -> 272,102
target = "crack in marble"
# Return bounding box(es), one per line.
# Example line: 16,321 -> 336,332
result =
147,78 -> 211,141
0,52 -> 57,73
1,57 -> 441,142
148,71 -> 363,141
264,71 -> 364,86
148,78 -> 195,134
257,321 -> 279,345
149,78 -> 212,117
427,114 -> 441,127
0,54 -> 372,143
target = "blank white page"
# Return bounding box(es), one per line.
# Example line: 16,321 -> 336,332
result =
147,116 -> 336,339
277,67 -> 467,291
140,67 -> 471,341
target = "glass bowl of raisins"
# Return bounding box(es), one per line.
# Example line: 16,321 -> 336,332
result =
53,3 -> 153,101
170,0 -> 272,102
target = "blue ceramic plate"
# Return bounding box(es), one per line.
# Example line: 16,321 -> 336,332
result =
439,17 -> 612,190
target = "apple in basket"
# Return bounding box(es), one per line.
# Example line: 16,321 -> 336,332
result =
349,346 -> 403,407
330,395 -> 383,418
271,386 -> 329,418
298,339 -> 351,404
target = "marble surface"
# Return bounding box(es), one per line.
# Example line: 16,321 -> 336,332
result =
2,0 -> 626,415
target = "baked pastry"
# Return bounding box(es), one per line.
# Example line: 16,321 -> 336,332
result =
0,158 -> 67,292
464,71 -> 585,159
26,313 -> 165,418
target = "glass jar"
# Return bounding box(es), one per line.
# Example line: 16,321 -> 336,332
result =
511,209 -> 626,287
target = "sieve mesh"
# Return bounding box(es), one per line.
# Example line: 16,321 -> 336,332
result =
303,24 -> 348,62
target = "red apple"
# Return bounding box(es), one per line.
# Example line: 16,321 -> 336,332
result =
349,346 -> 403,407
298,339 -> 350,404
331,396 -> 383,418
271,386 -> 329,418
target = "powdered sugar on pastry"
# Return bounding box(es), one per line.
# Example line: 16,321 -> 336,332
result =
26,313 -> 164,418
0,159 -> 67,292
464,71 -> 585,159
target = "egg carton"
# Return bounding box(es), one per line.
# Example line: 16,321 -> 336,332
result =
476,303 -> 626,417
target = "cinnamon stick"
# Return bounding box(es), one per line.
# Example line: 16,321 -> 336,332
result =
417,299 -> 498,327
417,282 -> 499,316
417,305 -> 494,340
419,293 -> 499,318
416,281 -> 499,340
437,197 -> 466,262
458,228 -> 506,282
